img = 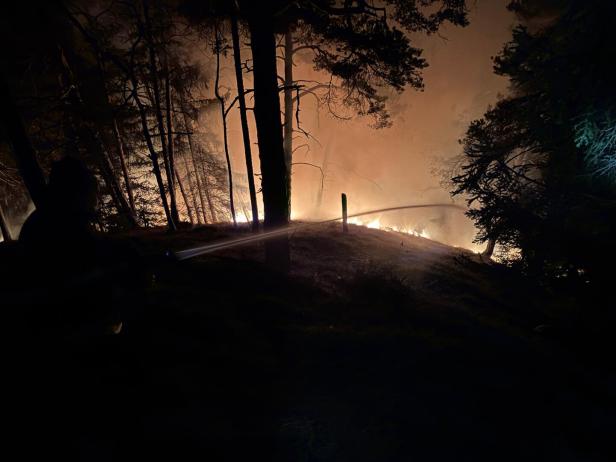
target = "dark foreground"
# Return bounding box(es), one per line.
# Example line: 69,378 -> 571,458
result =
4,223 -> 616,461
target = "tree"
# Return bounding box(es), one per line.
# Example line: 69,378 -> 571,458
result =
246,9 -> 291,269
141,0 -> 180,227
2,2 -> 138,228
178,90 -> 209,224
0,74 -> 47,209
230,13 -> 260,231
452,0 -> 616,280
56,39 -> 138,229
63,0 -> 187,230
213,24 -> 237,227
1,0 -> 238,232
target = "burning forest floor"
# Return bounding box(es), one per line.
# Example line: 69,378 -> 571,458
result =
6,222 -> 616,461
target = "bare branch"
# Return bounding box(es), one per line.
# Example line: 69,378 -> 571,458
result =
292,162 -> 325,189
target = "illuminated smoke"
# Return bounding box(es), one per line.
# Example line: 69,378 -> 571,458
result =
217,1 -> 514,253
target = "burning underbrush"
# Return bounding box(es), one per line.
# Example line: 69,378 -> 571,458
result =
347,216 -> 431,239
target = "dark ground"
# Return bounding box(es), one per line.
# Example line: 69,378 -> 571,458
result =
3,223 -> 616,461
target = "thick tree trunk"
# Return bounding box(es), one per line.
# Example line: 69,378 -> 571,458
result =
231,14 -> 259,232
0,203 -> 12,242
249,20 -> 290,270
283,28 -> 294,206
142,0 -> 179,227
214,28 -> 237,226
0,74 -> 47,209
175,168 -> 194,224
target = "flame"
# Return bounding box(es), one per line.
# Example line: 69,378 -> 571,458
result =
366,218 -> 381,229
233,212 -> 428,240
234,211 -> 264,223
347,216 -> 431,240
235,213 -> 250,223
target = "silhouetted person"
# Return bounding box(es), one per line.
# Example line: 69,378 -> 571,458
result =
10,157 -> 142,459
18,156 -> 133,337
20,156 -> 98,246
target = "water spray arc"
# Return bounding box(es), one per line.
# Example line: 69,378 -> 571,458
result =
174,203 -> 464,261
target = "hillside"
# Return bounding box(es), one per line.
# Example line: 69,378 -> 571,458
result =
6,223 -> 616,461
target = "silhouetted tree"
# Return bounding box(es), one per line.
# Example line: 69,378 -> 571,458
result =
213,24 -> 237,226
61,0 -> 231,230
453,0 -> 616,280
0,76 -> 47,210
230,12 -> 260,231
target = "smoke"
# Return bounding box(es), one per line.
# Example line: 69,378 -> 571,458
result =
0,0 -> 510,251
1,1 -> 514,252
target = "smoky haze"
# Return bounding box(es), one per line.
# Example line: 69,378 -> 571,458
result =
206,1 -> 514,251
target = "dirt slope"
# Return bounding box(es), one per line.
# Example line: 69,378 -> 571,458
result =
6,223 -> 616,461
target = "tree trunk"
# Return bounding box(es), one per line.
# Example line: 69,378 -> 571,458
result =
214,27 -> 237,226
175,168 -> 194,225
186,165 -> 201,224
178,135 -> 202,225
231,14 -> 259,232
283,28 -> 294,207
66,111 -> 129,226
249,20 -> 290,270
131,76 -> 176,231
56,44 -> 136,229
187,142 -> 208,224
61,3 -> 170,228
164,59 -> 180,224
483,237 -> 496,258
112,118 -> 136,214
99,141 -> 132,222
0,203 -> 12,242
180,93 -> 208,224
142,0 -> 179,227
0,74 -> 47,209
97,56 -> 137,219
315,140 -> 332,212
200,161 -> 217,223
188,141 -> 209,223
